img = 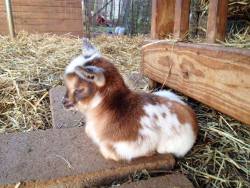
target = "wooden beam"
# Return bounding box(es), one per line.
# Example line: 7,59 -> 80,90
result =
151,0 -> 175,39
4,0 -> 15,38
173,0 -> 190,40
0,0 -> 83,36
142,41 -> 250,125
206,0 -> 228,43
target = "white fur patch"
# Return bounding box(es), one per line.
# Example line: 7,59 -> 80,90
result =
114,136 -> 158,161
80,93 -> 103,145
157,122 -> 195,157
85,120 -> 100,145
141,103 -> 195,157
154,90 -> 185,105
113,103 -> 195,160
78,93 -> 103,113
89,93 -> 103,109
65,53 -> 101,74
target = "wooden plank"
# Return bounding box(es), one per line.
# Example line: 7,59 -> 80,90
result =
142,41 -> 250,125
5,0 -> 15,38
0,126 -> 175,186
1,19 -> 82,32
119,174 -> 194,188
151,0 -> 175,39
12,11 -> 82,20
206,0 -> 228,43
0,0 -> 83,36
173,0 -> 190,40
0,7 -> 8,34
0,0 -> 81,7
0,5 -> 82,13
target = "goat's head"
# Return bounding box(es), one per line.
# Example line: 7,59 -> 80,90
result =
63,65 -> 105,111
63,38 -> 127,112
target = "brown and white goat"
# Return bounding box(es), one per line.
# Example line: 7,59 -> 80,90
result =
63,39 -> 198,161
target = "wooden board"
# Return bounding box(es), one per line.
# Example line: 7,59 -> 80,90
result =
173,0 -> 190,39
0,0 -> 83,36
142,41 -> 250,125
0,0 -> 80,7
206,0 -> 228,43
151,0 -> 175,39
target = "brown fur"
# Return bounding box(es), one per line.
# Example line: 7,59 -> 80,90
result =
169,102 -> 199,136
64,57 -> 198,145
64,73 -> 98,106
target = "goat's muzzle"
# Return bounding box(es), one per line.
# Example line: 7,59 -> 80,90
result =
62,97 -> 75,109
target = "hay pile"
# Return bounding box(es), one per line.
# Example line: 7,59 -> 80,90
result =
0,32 -> 249,188
190,0 -> 250,40
0,32 -> 144,133
0,32 -> 81,132
178,100 -> 250,188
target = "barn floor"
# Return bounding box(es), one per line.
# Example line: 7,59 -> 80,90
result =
0,32 -> 249,188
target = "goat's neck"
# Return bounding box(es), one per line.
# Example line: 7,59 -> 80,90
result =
85,86 -> 133,119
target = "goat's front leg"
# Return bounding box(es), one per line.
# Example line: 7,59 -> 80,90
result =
99,144 -> 120,161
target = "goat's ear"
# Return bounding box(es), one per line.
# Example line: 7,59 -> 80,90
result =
75,66 -> 105,87
82,38 -> 100,58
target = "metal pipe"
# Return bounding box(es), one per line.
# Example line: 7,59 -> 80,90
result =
5,0 -> 15,38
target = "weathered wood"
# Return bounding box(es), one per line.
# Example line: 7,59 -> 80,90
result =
119,174 -> 194,188
0,0 -> 83,36
0,5 -> 82,13
9,11 -> 82,20
4,0 -> 15,38
151,0 -> 175,39
173,0 -> 191,40
0,126 -> 175,187
207,0 -> 228,43
142,41 -> 250,125
0,0 -> 81,7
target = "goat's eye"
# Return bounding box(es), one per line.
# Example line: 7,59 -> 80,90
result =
74,89 -> 85,101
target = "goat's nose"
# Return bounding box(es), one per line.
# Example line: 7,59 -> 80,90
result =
62,97 -> 74,109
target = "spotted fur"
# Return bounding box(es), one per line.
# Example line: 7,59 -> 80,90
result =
63,54 -> 198,161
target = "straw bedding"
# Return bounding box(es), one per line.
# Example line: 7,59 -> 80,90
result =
0,32 -> 249,188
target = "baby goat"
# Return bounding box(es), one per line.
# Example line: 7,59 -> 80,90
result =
63,39 -> 198,161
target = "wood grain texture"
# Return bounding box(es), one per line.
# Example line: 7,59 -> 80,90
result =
0,0 -> 83,36
0,5 -> 82,13
207,0 -> 228,43
151,0 -> 175,39
0,0 -> 80,8
173,0 -> 191,40
142,41 -> 250,125
0,5 -> 8,34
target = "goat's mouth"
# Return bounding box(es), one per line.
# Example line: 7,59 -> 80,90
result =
62,97 -> 75,110
63,103 -> 75,110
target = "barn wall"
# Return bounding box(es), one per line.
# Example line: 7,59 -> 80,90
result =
0,0 -> 83,36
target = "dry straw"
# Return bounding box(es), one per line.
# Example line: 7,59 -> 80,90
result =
0,31 -> 249,188
0,32 -> 144,132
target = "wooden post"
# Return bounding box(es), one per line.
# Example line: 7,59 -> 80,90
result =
151,0 -> 175,39
4,0 -> 15,39
173,0 -> 191,40
82,0 -> 90,38
206,0 -> 228,43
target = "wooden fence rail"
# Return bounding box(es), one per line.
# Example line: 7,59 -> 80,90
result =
0,0 -> 83,36
143,0 -> 250,125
